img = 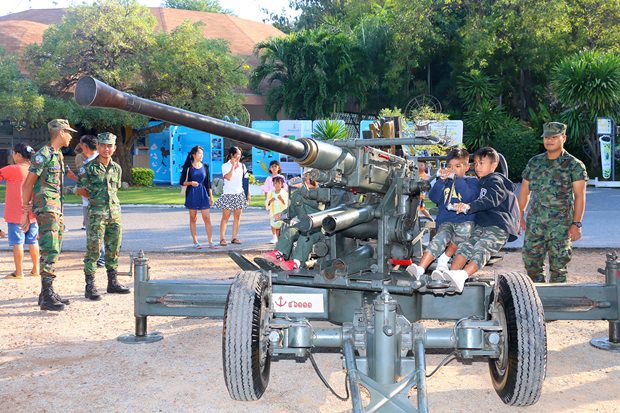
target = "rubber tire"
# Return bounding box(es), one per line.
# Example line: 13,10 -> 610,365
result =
222,271 -> 272,401
488,271 -> 547,406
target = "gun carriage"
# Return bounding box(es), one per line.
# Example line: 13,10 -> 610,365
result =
75,76 -> 620,413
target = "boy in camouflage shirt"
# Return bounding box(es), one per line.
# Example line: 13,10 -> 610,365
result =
406,148 -> 479,278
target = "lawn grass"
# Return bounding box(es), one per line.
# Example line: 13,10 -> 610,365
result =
0,184 -> 267,207
1,183 -> 435,210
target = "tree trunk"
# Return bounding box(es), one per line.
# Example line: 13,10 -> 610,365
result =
518,68 -> 534,120
113,126 -> 137,184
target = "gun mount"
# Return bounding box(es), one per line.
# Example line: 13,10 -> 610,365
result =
76,78 -> 620,413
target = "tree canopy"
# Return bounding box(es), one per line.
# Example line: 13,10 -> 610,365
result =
162,0 -> 232,14
22,0 -> 247,180
258,0 -> 620,172
0,48 -> 47,129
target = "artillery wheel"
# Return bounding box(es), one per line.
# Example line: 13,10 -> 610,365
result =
488,272 -> 546,406
223,271 -> 272,401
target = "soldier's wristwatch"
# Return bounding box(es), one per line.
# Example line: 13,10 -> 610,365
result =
571,221 -> 582,228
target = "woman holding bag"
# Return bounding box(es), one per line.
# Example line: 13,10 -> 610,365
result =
180,145 -> 217,249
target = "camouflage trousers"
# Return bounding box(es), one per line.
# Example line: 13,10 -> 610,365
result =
275,227 -> 322,266
455,225 -> 509,269
84,214 -> 122,275
426,221 -> 475,258
522,216 -> 571,283
36,212 -> 64,275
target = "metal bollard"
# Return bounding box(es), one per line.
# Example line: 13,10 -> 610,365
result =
590,252 -> 620,352
117,251 -> 163,344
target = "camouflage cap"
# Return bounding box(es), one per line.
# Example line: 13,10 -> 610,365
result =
97,132 -> 117,144
48,119 -> 77,132
541,122 -> 567,137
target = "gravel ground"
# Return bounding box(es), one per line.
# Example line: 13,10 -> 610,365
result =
1,249 -> 619,412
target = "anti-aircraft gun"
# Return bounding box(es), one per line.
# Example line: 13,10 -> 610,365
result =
75,76 -> 620,413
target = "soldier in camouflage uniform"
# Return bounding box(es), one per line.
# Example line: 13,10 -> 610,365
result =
21,119 -> 76,311
76,132 -> 129,300
519,122 -> 588,283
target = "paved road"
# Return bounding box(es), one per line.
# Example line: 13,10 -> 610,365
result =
1,187 -> 619,258
505,185 -> 620,249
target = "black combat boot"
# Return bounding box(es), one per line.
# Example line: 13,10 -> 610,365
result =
39,275 -> 65,311
85,274 -> 102,301
38,271 -> 71,306
106,269 -> 130,294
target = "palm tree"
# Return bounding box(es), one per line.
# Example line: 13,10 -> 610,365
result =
551,51 -> 620,171
251,29 -> 355,119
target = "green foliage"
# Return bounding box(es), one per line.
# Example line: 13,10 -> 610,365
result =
131,168 -> 154,186
408,106 -> 449,123
254,6 -> 437,117
262,0 -> 349,32
456,72 -> 498,109
0,48 -> 47,128
258,0 -> 620,124
349,13 -> 405,113
463,102 -> 507,150
378,107 -> 405,119
163,0 -> 232,14
491,119 -> 541,181
312,120 -> 348,140
25,0 -> 157,94
551,50 -> 620,170
567,0 -> 620,53
454,0 -> 571,117
552,51 -> 620,115
140,21 -> 247,118
527,103 -> 552,135
23,0 -> 246,181
252,28 -> 356,119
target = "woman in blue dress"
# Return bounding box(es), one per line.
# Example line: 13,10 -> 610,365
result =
180,146 -> 217,249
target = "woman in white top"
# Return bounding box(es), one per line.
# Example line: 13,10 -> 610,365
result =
213,146 -> 251,245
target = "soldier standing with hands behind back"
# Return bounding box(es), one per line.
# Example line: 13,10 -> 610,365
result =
76,132 -> 129,300
21,119 -> 77,311
518,122 -> 588,283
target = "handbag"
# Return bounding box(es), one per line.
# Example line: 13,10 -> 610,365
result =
180,168 -> 190,195
242,164 -> 249,198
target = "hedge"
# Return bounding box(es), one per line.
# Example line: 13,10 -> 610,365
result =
131,168 -> 154,187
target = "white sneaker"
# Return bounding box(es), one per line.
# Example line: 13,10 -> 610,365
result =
405,264 -> 425,279
430,269 -> 448,281
435,254 -> 450,271
443,269 -> 469,293
435,262 -> 449,272
269,235 -> 278,244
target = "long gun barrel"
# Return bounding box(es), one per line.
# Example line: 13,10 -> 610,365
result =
74,76 -> 356,172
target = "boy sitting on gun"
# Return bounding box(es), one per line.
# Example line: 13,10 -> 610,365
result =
406,148 -> 479,278
434,147 -> 519,292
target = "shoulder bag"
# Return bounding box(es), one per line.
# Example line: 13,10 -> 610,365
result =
180,167 -> 190,195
